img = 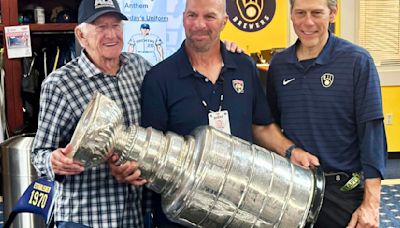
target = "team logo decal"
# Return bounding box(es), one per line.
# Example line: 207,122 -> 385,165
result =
321,73 -> 334,88
226,0 -> 276,32
232,79 -> 245,93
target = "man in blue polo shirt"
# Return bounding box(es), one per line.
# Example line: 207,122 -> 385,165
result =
267,0 -> 387,227
140,0 -> 320,226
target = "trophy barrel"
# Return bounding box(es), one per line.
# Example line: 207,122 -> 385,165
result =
161,126 -> 324,228
68,93 -> 325,228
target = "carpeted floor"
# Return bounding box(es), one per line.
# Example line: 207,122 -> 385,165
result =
380,158 -> 400,227
380,184 -> 400,228
385,159 -> 400,179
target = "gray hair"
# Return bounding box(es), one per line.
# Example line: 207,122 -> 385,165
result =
289,0 -> 337,11
75,23 -> 90,48
76,22 -> 90,35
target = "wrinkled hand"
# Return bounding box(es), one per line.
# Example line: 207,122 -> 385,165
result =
51,144 -> 84,175
223,40 -> 244,53
347,201 -> 379,228
290,148 -> 320,169
109,154 -> 147,186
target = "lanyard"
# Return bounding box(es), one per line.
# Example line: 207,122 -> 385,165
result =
192,69 -> 224,113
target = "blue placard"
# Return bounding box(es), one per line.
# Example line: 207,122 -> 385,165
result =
118,0 -> 186,66
10,178 -> 58,224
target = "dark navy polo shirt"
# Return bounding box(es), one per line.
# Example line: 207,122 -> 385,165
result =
267,33 -> 387,178
141,41 -> 272,143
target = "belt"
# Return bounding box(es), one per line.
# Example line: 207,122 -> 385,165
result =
324,171 -> 362,192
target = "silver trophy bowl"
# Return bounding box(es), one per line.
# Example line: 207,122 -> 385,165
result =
69,92 -> 324,228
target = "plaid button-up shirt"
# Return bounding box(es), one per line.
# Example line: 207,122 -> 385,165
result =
32,51 -> 152,227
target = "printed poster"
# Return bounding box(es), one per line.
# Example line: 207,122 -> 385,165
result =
4,25 -> 32,59
117,0 -> 186,66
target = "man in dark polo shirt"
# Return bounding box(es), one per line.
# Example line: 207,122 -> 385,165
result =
140,0 -> 320,227
267,0 -> 387,227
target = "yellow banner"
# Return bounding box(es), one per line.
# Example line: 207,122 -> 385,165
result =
222,0 -> 288,53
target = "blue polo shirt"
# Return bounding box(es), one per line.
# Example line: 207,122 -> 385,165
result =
141,41 -> 272,143
267,33 -> 387,178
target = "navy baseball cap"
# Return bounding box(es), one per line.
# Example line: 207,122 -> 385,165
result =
78,0 -> 128,24
140,23 -> 150,29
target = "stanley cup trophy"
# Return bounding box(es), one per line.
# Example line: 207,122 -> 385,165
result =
69,92 -> 325,228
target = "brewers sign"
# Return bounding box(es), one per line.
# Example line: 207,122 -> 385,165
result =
227,0 -> 276,32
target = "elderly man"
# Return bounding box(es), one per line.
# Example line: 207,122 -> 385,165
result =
267,0 -> 387,227
140,0 -> 320,226
31,0 -> 150,227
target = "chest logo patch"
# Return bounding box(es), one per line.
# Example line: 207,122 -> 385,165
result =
283,78 -> 295,86
232,79 -> 245,93
321,73 -> 334,88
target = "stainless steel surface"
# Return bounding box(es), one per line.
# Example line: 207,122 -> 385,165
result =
71,92 -> 325,228
1,134 -> 45,228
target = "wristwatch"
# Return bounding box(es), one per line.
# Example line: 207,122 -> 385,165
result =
285,145 -> 298,158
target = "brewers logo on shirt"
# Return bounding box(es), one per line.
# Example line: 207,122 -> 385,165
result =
226,0 -> 276,32
321,73 -> 334,88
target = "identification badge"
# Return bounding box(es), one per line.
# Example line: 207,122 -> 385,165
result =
208,110 -> 231,134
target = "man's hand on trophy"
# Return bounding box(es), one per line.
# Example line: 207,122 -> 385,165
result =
108,154 -> 148,186
290,148 -> 320,169
51,144 -> 85,175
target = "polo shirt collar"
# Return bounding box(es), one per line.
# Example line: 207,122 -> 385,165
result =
221,43 -> 237,70
315,31 -> 336,65
287,44 -> 299,64
176,42 -> 194,78
177,40 -> 238,79
289,31 -> 336,65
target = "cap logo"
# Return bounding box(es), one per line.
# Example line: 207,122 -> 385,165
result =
95,0 -> 115,9
321,73 -> 334,88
